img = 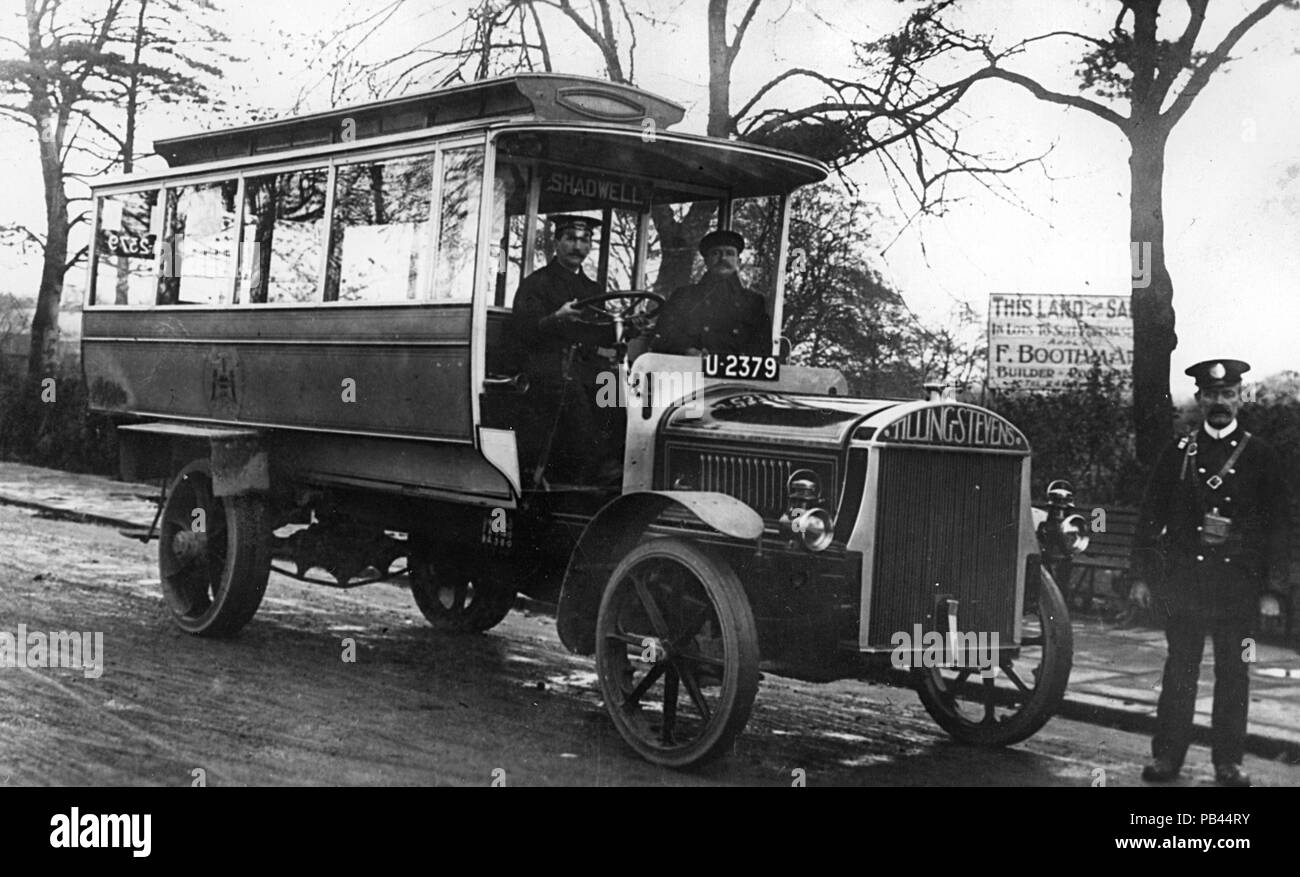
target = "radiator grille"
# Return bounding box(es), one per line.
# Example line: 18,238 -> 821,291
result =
697,453 -> 793,519
867,448 -> 1022,647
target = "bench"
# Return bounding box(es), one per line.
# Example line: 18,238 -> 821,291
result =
1063,506 -> 1139,611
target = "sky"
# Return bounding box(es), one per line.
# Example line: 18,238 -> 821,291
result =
3,0 -> 1299,397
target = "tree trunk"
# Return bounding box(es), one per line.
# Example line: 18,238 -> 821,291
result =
1128,123 -> 1176,466
706,0 -> 732,139
639,0 -> 735,299
116,0 -> 149,304
28,128 -> 69,380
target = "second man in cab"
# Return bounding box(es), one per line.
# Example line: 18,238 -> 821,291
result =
649,229 -> 770,356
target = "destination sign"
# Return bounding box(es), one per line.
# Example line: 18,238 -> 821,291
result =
99,229 -> 157,259
544,169 -> 647,208
877,405 -> 1027,451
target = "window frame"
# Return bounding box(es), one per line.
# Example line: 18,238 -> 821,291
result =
482,144 -> 732,316
88,184 -> 165,308
159,177 -> 245,307
86,134 -> 490,310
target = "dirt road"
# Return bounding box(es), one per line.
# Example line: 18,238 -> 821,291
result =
2,504 -> 1296,787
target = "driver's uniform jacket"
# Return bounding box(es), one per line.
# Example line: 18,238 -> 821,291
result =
648,273 -> 768,356
1132,423 -> 1291,623
511,259 -> 615,385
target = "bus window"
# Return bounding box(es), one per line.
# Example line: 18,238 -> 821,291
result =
433,145 -> 484,300
241,167 -> 328,304
326,153 -> 436,302
730,194 -> 783,306
490,158 -> 537,308
644,200 -> 718,297
157,180 -> 239,305
93,188 -> 160,306
605,208 -> 640,290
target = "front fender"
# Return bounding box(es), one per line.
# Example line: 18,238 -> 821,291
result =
555,490 -> 762,654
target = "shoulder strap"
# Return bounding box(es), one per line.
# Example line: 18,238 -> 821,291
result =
1206,431 -> 1251,490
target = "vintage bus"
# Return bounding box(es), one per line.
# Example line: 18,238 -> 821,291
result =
82,74 -> 1086,768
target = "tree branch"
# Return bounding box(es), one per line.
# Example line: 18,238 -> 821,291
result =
526,0 -> 553,72
730,0 -> 762,64
1001,29 -> 1112,53
1150,0 -> 1208,103
64,244 -> 88,273
1162,0 -> 1292,128
68,106 -> 124,150
967,66 -> 1127,129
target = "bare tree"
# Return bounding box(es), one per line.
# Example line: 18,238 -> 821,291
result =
0,0 -> 229,376
878,0 -> 1299,464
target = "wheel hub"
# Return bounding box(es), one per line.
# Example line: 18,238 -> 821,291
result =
640,636 -> 669,663
171,529 -> 209,563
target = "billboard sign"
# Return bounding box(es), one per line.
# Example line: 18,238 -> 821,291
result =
988,294 -> 1133,392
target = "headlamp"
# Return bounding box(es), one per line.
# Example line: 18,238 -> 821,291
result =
1056,513 -> 1090,555
783,469 -> 833,551
792,508 -> 834,552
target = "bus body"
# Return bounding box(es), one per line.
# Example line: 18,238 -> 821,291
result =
83,74 -> 1082,767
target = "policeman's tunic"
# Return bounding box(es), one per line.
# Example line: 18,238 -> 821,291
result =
1133,427 -> 1290,623
1133,423 -> 1290,767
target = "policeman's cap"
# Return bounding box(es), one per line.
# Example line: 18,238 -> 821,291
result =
549,214 -> 602,235
698,229 -> 745,256
1185,358 -> 1250,389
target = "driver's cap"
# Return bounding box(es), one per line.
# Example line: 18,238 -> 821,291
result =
549,214 -> 603,235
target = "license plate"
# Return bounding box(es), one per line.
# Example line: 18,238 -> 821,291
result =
701,354 -> 780,381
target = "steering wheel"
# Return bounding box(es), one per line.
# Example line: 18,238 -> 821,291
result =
572,290 -> 665,326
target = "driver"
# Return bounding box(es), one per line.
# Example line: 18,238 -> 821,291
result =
511,214 -> 622,485
648,229 -> 770,356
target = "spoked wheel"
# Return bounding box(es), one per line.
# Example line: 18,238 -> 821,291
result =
158,459 -> 271,637
594,538 -> 759,768
913,566 -> 1073,746
409,553 -> 516,634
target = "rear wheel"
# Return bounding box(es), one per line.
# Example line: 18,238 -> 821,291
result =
913,566 -> 1073,746
158,459 -> 271,637
409,553 -> 516,633
594,538 -> 759,768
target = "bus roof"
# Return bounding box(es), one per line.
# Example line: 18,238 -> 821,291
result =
154,74 -> 686,167
496,124 -> 828,196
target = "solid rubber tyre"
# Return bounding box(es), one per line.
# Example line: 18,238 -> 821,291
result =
409,552 -> 516,633
594,538 -> 760,768
158,459 -> 271,637
913,566 -> 1073,746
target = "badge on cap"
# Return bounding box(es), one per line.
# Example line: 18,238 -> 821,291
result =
549,214 -> 603,235
1185,358 -> 1250,388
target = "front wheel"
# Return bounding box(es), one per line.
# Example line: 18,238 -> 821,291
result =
594,538 -> 760,768
913,565 -> 1073,746
158,459 -> 271,637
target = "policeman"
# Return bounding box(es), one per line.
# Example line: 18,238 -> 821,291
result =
648,229 -> 769,356
1131,358 -> 1291,787
510,214 -> 621,485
